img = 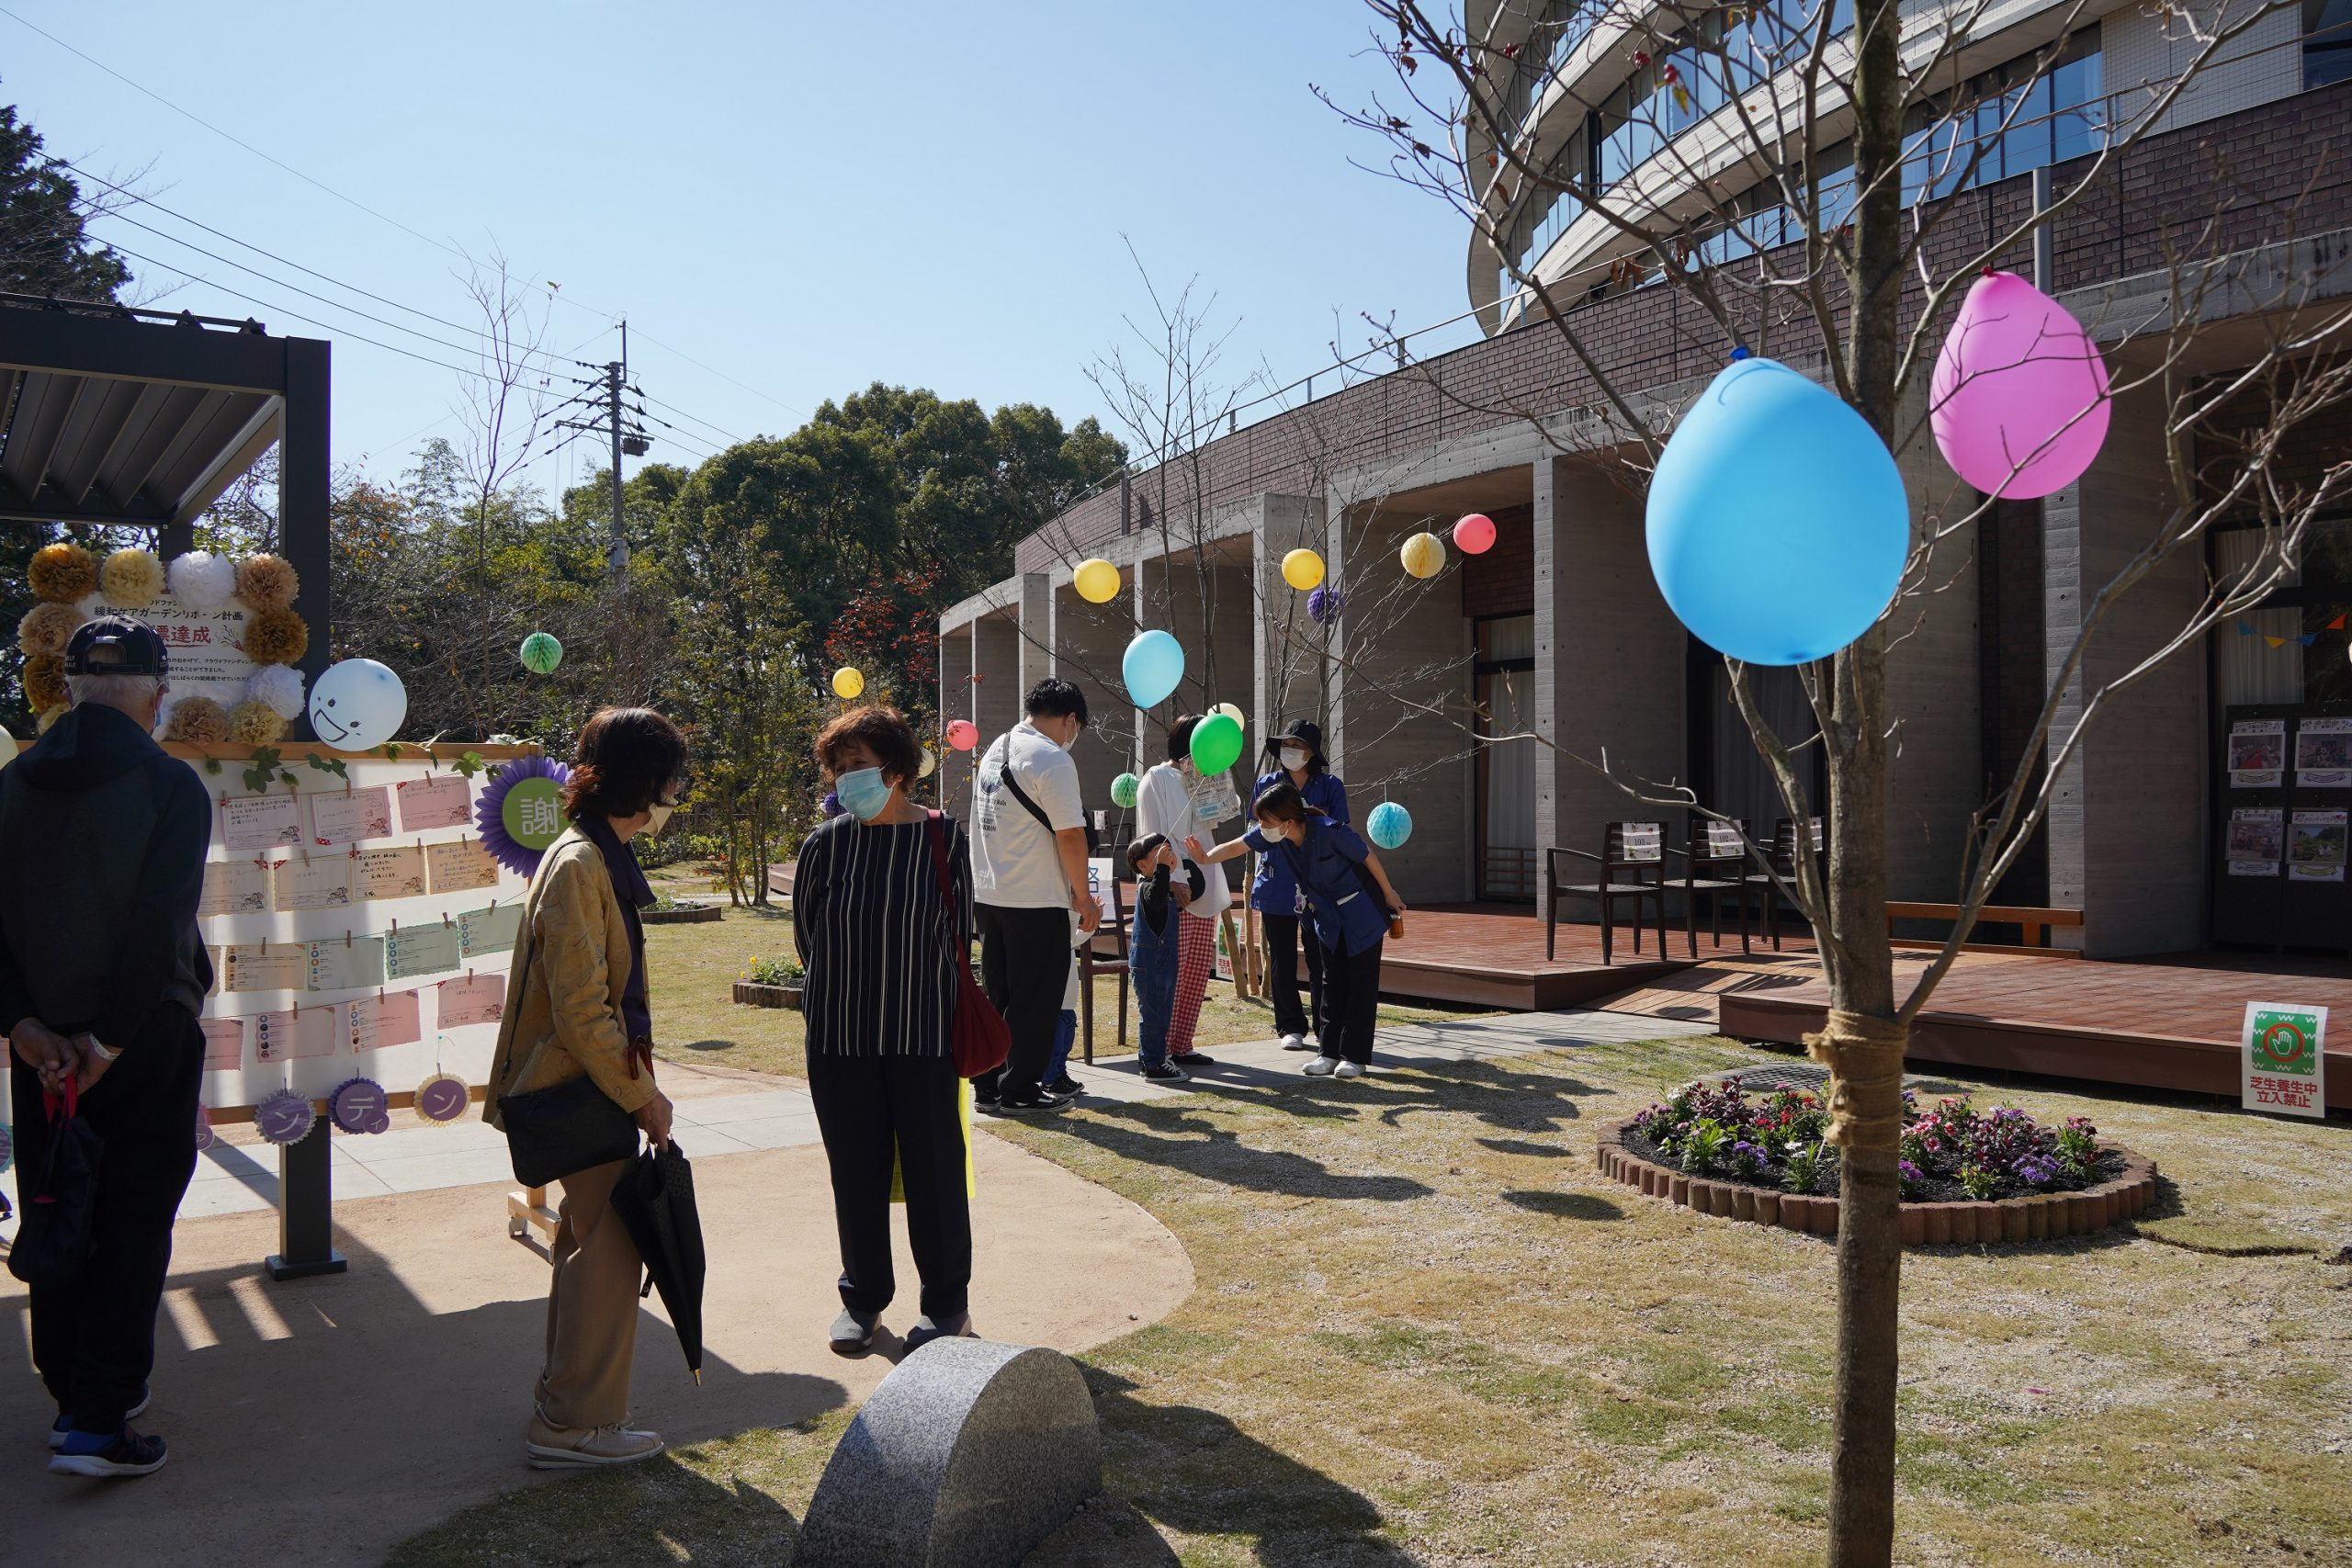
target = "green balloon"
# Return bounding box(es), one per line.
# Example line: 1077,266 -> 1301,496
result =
519,631 -> 563,674
1189,713 -> 1244,775
1110,772 -> 1140,809
502,776 -> 566,852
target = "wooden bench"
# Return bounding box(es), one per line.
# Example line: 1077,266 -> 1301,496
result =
1885,901 -> 2083,957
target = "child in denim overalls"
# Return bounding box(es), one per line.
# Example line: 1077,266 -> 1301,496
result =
1126,832 -> 1205,1082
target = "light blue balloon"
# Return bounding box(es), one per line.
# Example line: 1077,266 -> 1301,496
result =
1367,801 -> 1412,850
1123,628 -> 1186,709
1645,356 -> 1909,666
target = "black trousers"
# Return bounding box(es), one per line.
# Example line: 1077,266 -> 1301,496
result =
10,1006 -> 202,1432
806,1048 -> 971,1322
1319,937 -> 1385,1066
1260,912 -> 1327,1040
975,902 -> 1069,1100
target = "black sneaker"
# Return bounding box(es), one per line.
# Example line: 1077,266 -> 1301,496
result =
50,1391 -> 150,1451
1169,1050 -> 1216,1066
1141,1062 -> 1190,1083
1046,1074 -> 1082,1098
994,1089 -> 1072,1114
49,1427 -> 167,1478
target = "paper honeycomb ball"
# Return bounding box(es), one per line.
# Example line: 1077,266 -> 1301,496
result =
99,547 -> 164,610
17,601 -> 81,658
28,542 -> 96,604
235,553 -> 300,611
1399,532 -> 1445,580
520,631 -> 563,673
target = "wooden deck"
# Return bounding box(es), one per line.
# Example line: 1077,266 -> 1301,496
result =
1722,949 -> 2352,1109
1379,904 -> 1798,1011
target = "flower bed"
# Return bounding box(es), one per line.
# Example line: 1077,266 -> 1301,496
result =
1593,1078 -> 2158,1245
641,896 -> 722,926
733,955 -> 803,1010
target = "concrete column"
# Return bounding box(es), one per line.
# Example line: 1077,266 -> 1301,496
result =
1052,581 -> 1134,818
966,611 -> 1022,820
2042,384 -> 2205,955
1017,572 -> 1053,694
937,623 -> 976,813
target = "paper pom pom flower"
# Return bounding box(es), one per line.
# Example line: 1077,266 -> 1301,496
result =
244,664 -> 306,720
168,550 -> 237,611
74,592 -> 105,622
235,553 -> 300,610
477,754 -> 574,877
163,695 -> 231,744
17,601 -> 80,657
243,606 -> 310,666
23,653 -> 67,714
28,542 -> 96,604
228,698 -> 287,746
36,704 -> 65,735
99,547 -> 164,610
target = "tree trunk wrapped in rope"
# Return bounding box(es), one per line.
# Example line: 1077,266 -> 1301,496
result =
1803,1009 -> 1910,1155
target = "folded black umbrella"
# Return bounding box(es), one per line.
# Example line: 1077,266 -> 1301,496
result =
610,1138 -> 707,1383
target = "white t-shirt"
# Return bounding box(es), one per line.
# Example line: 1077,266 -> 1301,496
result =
1137,761 -> 1230,921
971,721 -> 1085,908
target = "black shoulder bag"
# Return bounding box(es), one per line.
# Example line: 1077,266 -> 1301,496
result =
495,868 -> 649,1188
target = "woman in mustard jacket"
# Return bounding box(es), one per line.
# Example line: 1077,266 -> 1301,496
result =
484,707 -> 686,1470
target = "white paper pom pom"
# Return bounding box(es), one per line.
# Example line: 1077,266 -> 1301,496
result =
75,592 -> 106,622
169,550 -> 236,611
244,663 -> 306,720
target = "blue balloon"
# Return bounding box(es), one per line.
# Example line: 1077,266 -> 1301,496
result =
1123,628 -> 1186,709
1645,356 -> 1909,665
1367,801 -> 1412,850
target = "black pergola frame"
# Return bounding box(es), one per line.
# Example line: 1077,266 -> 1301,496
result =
0,291 -> 332,710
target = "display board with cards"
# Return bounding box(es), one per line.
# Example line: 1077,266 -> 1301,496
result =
2213,704 -> 2352,952
170,741 -> 543,1112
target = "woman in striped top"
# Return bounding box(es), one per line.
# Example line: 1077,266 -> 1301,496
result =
794,705 -> 976,1356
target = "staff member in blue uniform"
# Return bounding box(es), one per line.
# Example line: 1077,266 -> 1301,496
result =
1250,720 -> 1348,1052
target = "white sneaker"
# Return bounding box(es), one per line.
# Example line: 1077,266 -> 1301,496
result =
1303,1056 -> 1338,1077
526,1414 -> 665,1469
1335,1061 -> 1366,1079
1279,1033 -> 1310,1051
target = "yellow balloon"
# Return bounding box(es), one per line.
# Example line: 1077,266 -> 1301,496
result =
1400,531 -> 1446,580
831,667 -> 865,699
1074,558 -> 1121,604
1281,548 -> 1325,591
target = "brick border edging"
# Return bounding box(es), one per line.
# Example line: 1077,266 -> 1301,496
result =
1591,1116 -> 2158,1245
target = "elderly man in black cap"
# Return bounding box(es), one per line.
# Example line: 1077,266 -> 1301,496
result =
3,615 -> 213,1479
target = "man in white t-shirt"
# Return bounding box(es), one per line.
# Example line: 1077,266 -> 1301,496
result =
971,679 -> 1099,1112
1134,714 -> 1227,1069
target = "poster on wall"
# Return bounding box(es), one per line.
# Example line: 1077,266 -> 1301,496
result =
2227,807 -> 2284,877
2297,718 -> 2352,787
2289,809 -> 2349,882
2241,1001 -> 2327,1118
141,592 -> 254,710
2228,719 -> 2287,788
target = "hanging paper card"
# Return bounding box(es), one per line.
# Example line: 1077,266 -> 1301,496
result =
385,922 -> 461,980
328,1076 -> 391,1134
199,859 -> 271,916
2227,807 -> 2284,877
395,773 -> 473,832
254,1088 -> 316,1146
371,989 -> 424,1048
436,972 -> 507,1030
427,838 -> 501,895
2296,719 -> 2352,788
459,903 -> 523,957
2290,809 -> 2348,882
206,946 -> 222,995
311,785 -> 393,846
254,1007 -> 335,1062
198,1016 -> 244,1069
273,856 -> 353,912
355,845 -> 428,901
413,1072 -> 470,1124
307,936 -> 386,991
221,794 -> 303,851
223,943 -> 305,992
2229,719 -> 2287,789
343,998 -> 379,1055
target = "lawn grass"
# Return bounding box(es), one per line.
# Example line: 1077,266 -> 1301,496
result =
386,1017 -> 2352,1566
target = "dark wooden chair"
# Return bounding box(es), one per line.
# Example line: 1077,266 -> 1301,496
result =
1077,876 -> 1131,1064
1673,818 -> 1752,957
1544,821 -> 1668,965
1747,817 -> 1825,949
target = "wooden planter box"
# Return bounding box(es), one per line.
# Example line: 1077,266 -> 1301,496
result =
643,901 -> 723,926
732,980 -> 803,1010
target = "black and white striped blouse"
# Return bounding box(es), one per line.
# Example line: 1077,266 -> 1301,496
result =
793,811 -> 974,1057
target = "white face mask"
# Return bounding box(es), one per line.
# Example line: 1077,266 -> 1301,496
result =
647,801 -> 675,835
1279,746 -> 1308,773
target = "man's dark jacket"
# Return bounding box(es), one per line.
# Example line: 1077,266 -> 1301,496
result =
0,703 -> 212,1049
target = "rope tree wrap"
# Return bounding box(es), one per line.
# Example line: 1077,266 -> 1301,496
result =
1802,1010 -> 1910,1154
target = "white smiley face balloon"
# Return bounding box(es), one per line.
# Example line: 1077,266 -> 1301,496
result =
307,658 -> 407,750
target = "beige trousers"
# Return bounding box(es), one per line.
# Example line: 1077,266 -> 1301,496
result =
534,1158 -> 642,1430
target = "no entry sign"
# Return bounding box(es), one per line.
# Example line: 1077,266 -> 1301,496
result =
2241,1002 -> 2327,1118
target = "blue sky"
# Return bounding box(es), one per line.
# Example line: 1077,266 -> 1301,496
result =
4,0 -> 1478,499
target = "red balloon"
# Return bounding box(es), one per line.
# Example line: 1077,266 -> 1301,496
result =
945,719 -> 978,752
1453,513 -> 1497,554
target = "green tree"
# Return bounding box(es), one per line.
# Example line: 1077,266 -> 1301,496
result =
0,100 -> 130,300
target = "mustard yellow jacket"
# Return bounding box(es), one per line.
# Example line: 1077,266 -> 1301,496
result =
481,827 -> 657,1131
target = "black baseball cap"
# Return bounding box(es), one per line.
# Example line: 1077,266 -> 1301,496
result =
62,615 -> 169,678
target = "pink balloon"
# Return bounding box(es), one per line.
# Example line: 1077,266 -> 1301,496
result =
1453,513 -> 1497,554
1931,271 -> 2109,499
945,719 -> 978,752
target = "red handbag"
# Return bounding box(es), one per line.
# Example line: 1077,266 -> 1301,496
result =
922,810 -> 1010,1079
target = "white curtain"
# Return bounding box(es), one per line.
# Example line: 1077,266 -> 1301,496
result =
2211,529 -> 2302,706
1483,616 -> 1537,890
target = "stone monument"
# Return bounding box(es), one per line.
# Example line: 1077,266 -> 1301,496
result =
793,1338 -> 1102,1568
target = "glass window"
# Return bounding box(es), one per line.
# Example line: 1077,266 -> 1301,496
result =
2312,0 -> 2352,87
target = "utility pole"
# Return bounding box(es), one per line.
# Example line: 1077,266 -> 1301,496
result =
557,320 -> 650,595
607,319 -> 628,588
